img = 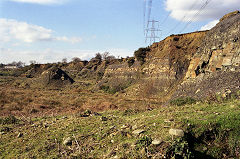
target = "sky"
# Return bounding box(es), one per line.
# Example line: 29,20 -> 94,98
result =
0,0 -> 239,64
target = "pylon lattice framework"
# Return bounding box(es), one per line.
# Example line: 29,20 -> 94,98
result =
145,19 -> 161,44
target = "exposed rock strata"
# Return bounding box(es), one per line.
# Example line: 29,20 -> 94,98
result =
174,11 -> 240,99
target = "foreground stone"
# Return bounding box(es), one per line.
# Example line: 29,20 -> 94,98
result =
152,139 -> 162,145
169,129 -> 184,137
63,137 -> 73,146
132,129 -> 145,135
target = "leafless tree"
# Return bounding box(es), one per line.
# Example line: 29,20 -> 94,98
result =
72,57 -> 81,63
29,60 -> 37,65
62,58 -> 67,63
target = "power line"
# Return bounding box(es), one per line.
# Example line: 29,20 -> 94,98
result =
179,0 -> 212,33
145,0 -> 153,37
143,0 -> 147,34
165,0 -> 199,35
161,12 -> 171,25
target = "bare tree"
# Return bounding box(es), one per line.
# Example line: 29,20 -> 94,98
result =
72,57 -> 81,63
62,58 -> 67,63
105,55 -> 116,61
102,52 -> 110,60
16,61 -> 25,67
29,60 -> 37,65
95,53 -> 102,61
10,61 -> 17,66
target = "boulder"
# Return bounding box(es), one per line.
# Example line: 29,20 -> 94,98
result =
152,139 -> 162,145
169,129 -> 184,137
63,137 -> 73,146
132,129 -> 145,135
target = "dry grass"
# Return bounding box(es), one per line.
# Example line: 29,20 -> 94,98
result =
0,77 -> 160,118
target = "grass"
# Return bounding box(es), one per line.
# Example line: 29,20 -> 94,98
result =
0,76 -> 239,158
0,98 -> 239,158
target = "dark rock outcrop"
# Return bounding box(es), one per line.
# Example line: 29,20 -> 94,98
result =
173,11 -> 240,99
39,67 -> 74,87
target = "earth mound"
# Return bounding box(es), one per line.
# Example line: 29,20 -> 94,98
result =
39,67 -> 74,87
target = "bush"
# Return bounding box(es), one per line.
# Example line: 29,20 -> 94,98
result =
127,57 -> 135,67
136,136 -> 152,148
0,115 -> 19,125
166,138 -> 193,159
100,84 -> 126,94
100,79 -> 133,94
134,47 -> 150,65
170,97 -> 197,106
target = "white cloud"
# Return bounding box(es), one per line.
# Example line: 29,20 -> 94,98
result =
165,0 -> 240,22
9,0 -> 68,5
55,36 -> 82,44
200,20 -> 219,30
0,48 -> 133,64
0,18 -> 82,43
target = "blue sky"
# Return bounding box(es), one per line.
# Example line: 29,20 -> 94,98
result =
0,0 -> 239,64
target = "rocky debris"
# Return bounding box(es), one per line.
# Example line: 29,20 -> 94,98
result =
17,133 -> 23,138
79,110 -> 92,117
152,139 -> 162,145
164,126 -> 171,128
63,137 -> 73,146
132,129 -> 145,135
164,119 -> 174,123
101,116 -> 108,121
120,124 -> 132,131
173,71 -> 240,100
121,125 -> 129,129
0,132 -> 6,135
169,129 -> 184,137
132,125 -> 138,130
0,127 -> 11,133
140,147 -> 146,156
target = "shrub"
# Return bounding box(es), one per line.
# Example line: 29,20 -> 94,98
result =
134,47 -> 150,65
0,115 -> 19,125
170,97 -> 197,106
100,79 -> 133,94
127,57 -> 135,67
99,85 -> 110,93
97,71 -> 104,80
166,138 -> 193,159
136,136 -> 152,148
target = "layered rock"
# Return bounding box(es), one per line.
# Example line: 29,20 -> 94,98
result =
101,31 -> 206,98
185,11 -> 240,79
174,11 -> 240,99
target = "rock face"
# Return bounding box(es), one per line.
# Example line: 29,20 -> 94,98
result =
173,11 -> 240,99
185,11 -> 240,79
101,31 -> 206,100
